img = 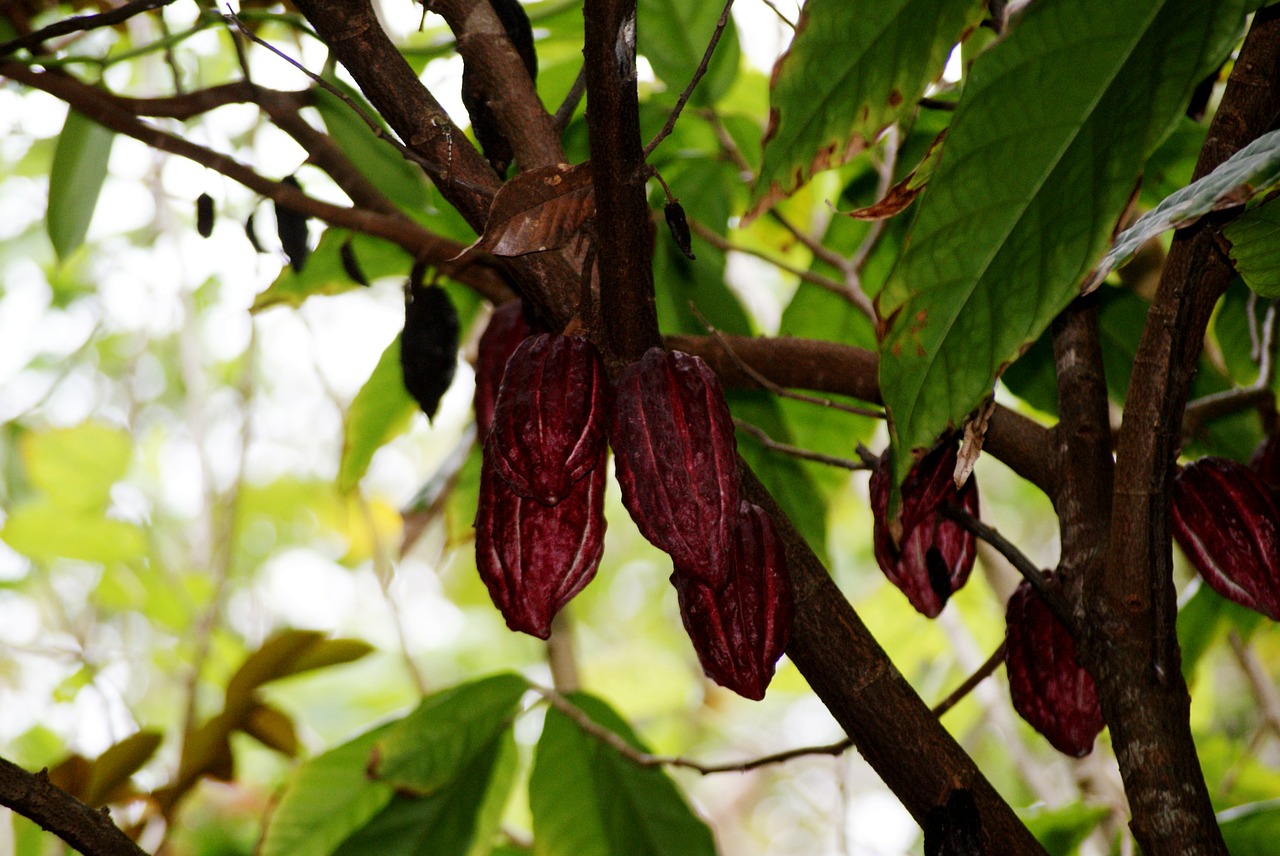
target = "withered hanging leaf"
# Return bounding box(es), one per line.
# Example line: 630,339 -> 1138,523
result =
664,200 -> 695,259
462,0 -> 538,176
339,238 -> 369,286
196,193 -> 215,238
456,162 -> 595,260
244,212 -> 265,253
400,281 -> 460,421
276,175 -> 310,272
840,129 -> 946,221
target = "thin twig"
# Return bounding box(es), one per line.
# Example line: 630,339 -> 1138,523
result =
643,0 -> 736,158
553,66 -> 587,131
931,641 -> 1007,719
688,218 -> 874,317
770,209 -> 854,276
919,97 -> 957,112
0,0 -> 178,56
155,9 -> 186,95
939,504 -> 1078,636
690,305 -> 884,418
733,418 -> 866,471
1228,630 -> 1280,740
756,0 -> 796,29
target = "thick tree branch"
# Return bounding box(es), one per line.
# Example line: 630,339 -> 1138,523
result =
1096,8 -> 1280,853
0,756 -> 148,856
0,0 -> 177,56
428,0 -> 563,171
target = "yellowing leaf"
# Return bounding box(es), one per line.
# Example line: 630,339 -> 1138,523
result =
20,422 -> 132,511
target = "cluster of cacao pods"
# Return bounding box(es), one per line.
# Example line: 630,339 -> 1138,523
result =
869,439 -> 979,617
470,313 -> 792,700
1004,574 -> 1104,757
1172,437 -> 1280,621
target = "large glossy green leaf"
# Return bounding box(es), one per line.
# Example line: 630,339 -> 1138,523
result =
1226,195 -> 1280,298
47,108 -> 114,259
530,694 -> 715,856
372,673 -> 527,796
749,0 -> 985,219
313,85 -> 429,210
259,722 -> 399,856
637,0 -> 740,108
879,0 -> 1245,482
338,334 -> 419,493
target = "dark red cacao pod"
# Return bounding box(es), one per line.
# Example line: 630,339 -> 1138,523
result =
1250,433 -> 1280,497
1005,576 -> 1104,757
869,440 -> 979,618
474,301 -> 533,439
1172,456 -> 1280,621
486,333 -> 610,506
610,348 -> 739,589
474,449 -> 606,639
672,501 -> 793,700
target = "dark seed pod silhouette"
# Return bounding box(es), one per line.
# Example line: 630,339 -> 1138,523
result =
672,501 -> 792,700
869,439 -> 979,617
339,238 -> 368,286
474,449 -> 606,639
486,334 -> 610,506
461,0 -> 537,176
664,200 -> 695,259
923,789 -> 983,856
1173,456 -> 1280,620
276,175 -> 310,272
610,348 -> 739,589
474,301 -> 534,439
1005,575 -> 1104,757
244,213 -> 265,253
196,193 -> 214,238
400,281 -> 460,421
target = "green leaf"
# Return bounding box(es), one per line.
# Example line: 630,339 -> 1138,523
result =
1097,128 -> 1280,289
336,731 -> 517,856
20,422 -> 132,511
226,631 -> 372,717
1219,799 -> 1280,855
313,85 -> 429,210
372,673 -> 527,795
879,0 -> 1245,482
1018,803 -> 1109,855
259,722 -> 399,856
83,730 -> 163,807
530,694 -> 716,856
653,243 -> 753,338
1226,195 -> 1280,298
749,0 -> 986,219
47,108 -> 115,259
0,504 -> 146,564
242,702 -> 301,757
252,229 -> 413,311
1177,579 -> 1263,682
338,334 -> 419,493
637,0 -> 740,108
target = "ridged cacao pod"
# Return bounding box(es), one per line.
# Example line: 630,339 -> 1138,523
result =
1173,456 -> 1280,621
611,348 -> 739,589
672,501 -> 792,700
869,440 -> 979,617
485,333 -> 609,506
1005,576 -> 1104,757
475,301 -> 534,439
474,449 -> 606,639
1251,433 -> 1280,497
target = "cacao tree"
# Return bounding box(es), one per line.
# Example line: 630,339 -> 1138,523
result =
2,0 -> 1280,854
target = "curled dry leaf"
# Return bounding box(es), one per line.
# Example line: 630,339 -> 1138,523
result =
474,449 -> 607,639
1173,456 -> 1280,620
839,129 -> 946,221
672,501 -> 793,701
456,162 -> 595,260
486,333 -> 610,506
870,438 -> 978,618
1005,575 -> 1104,757
610,348 -> 739,589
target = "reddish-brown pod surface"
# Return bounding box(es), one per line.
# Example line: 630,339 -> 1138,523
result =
1005,577 -> 1104,757
474,450 -> 607,639
474,301 -> 533,439
869,440 -> 979,617
1173,456 -> 1280,621
486,333 -> 610,506
610,348 -> 739,589
1250,433 -> 1280,497
672,501 -> 793,700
